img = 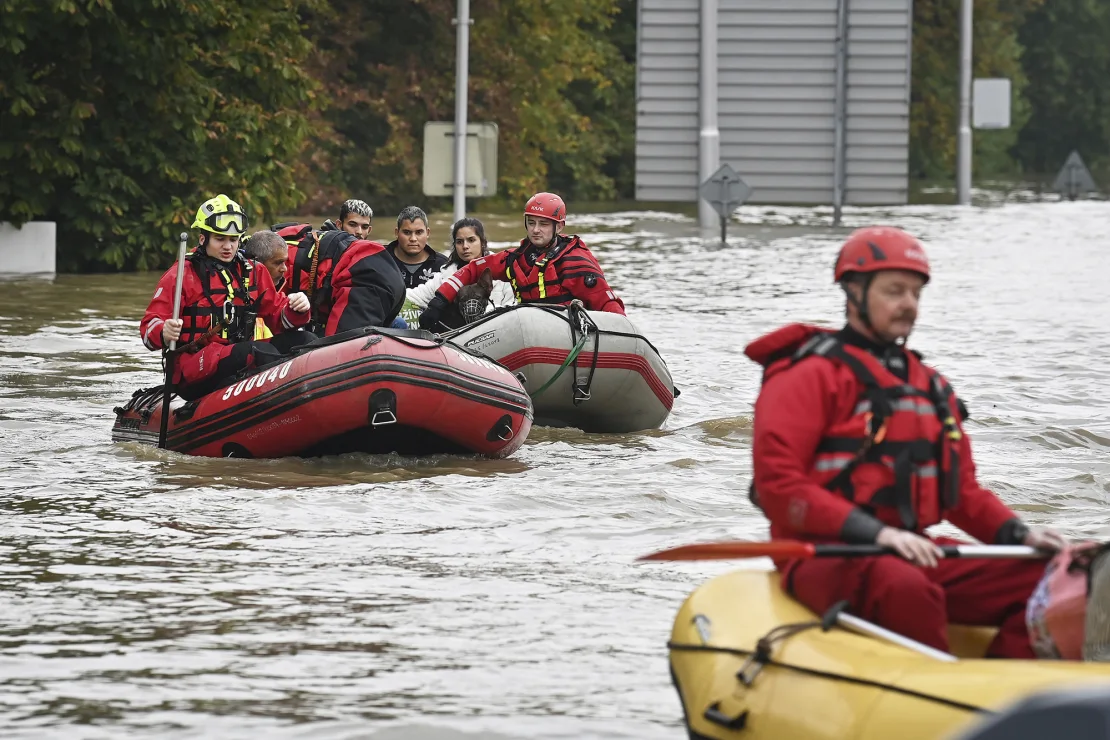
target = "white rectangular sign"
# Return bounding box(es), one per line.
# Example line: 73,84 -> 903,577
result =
973,78 -> 1012,129
422,122 -> 499,197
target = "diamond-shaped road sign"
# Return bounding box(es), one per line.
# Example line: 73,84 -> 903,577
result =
1052,150 -> 1099,201
699,163 -> 752,219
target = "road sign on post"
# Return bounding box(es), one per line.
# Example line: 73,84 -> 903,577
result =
1052,151 -> 1099,201
422,122 -> 499,198
973,78 -> 1011,129
699,163 -> 752,244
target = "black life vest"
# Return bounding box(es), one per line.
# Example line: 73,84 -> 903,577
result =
180,251 -> 261,345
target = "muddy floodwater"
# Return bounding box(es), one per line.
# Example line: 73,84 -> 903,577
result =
1,200 -> 1108,738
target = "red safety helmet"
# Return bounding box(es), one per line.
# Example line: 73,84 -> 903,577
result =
833,226 -> 931,284
523,192 -> 567,224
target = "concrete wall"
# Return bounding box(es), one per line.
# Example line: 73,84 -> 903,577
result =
636,0 -> 913,205
0,222 -> 57,274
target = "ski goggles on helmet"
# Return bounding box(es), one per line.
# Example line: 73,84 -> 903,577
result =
192,194 -> 248,235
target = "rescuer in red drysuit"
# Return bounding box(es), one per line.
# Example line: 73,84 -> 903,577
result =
417,192 -> 625,330
745,226 -> 1067,658
140,194 -> 312,400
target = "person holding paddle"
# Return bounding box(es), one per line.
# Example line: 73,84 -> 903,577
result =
140,194 -> 312,400
743,226 -> 1066,659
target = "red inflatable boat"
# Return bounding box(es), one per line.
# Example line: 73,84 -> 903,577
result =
111,327 -> 533,458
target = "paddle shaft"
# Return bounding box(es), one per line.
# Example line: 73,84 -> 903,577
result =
815,544 -> 1044,560
836,611 -> 958,662
636,539 -> 1050,562
157,232 -> 189,450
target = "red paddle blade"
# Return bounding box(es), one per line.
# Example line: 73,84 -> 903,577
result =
636,540 -> 817,562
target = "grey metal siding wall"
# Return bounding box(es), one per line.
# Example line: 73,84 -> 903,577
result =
717,0 -> 839,204
635,0 -> 912,205
636,0 -> 700,201
845,0 -> 912,204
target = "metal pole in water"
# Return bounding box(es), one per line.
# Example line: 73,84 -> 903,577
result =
452,0 -> 471,224
956,0 -> 973,205
720,214 -> 727,245
698,0 -> 720,232
832,0 -> 849,226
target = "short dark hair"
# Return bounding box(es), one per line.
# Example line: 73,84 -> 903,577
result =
396,206 -> 429,229
339,199 -> 372,222
242,230 -> 286,263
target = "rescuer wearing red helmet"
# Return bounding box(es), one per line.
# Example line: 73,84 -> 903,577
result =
743,226 -> 1067,658
417,192 -> 625,331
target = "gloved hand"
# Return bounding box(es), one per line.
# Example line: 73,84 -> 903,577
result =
418,293 -> 450,331
287,292 -> 310,313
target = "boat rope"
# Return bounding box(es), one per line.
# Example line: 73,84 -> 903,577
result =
566,300 -> 600,405
440,304 -> 666,360
530,330 -> 589,398
668,641 -> 991,715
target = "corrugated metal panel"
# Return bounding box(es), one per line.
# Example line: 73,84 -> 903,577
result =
636,0 -> 912,205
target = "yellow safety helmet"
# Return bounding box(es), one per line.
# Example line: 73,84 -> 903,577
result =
191,194 -> 247,235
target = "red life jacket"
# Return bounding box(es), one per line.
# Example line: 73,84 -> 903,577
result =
503,235 -> 594,305
750,324 -> 964,532
179,252 -> 262,346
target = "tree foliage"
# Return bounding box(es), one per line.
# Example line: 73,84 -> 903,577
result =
1013,0 -> 1110,177
0,0 -> 320,271
909,0 -> 1044,180
4,0 -> 1110,272
301,0 -> 635,216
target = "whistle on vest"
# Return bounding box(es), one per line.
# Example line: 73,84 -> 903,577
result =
862,411 -> 889,449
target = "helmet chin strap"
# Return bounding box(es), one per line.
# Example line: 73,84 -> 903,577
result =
845,275 -> 903,347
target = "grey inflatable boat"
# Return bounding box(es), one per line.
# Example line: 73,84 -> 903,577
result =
443,303 -> 675,433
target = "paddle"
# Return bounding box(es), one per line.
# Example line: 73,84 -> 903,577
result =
637,539 -> 1051,562
158,232 -> 189,450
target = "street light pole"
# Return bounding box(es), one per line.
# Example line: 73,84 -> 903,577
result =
956,0 -> 972,205
452,0 -> 471,223
698,0 -> 720,232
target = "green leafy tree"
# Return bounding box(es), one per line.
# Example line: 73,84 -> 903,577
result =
1014,0 -> 1110,179
909,0 -> 1043,181
0,0 -> 321,271
302,0 -> 633,217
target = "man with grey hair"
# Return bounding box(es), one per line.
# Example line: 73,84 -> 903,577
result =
242,230 -> 290,290
388,206 -> 447,290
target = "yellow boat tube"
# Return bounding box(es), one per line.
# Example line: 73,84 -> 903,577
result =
668,569 -> 1110,739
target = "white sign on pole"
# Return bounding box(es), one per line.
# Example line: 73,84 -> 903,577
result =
973,78 -> 1011,129
422,122 -> 498,198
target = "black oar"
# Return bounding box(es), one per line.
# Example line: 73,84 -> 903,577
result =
637,539 -> 1050,562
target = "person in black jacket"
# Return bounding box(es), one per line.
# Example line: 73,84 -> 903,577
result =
387,206 -> 447,289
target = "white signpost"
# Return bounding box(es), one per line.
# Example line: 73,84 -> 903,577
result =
973,78 -> 1012,129
422,122 -> 499,199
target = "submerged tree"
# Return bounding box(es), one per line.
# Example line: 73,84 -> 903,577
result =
0,0 -> 321,270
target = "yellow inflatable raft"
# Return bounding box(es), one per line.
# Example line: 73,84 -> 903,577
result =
668,570 -> 1110,739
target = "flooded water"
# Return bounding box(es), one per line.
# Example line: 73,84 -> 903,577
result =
1,199 -> 1109,739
